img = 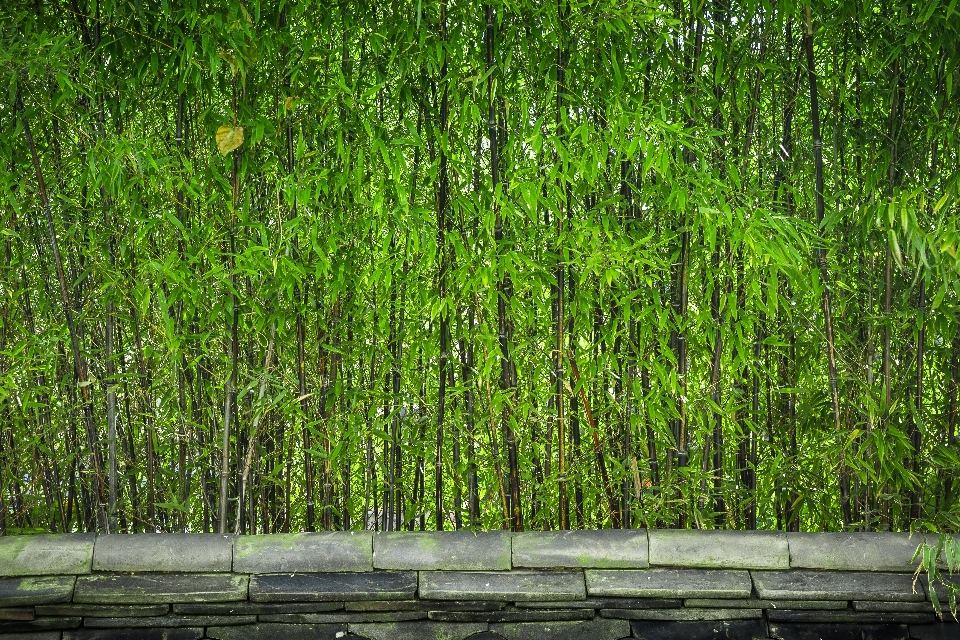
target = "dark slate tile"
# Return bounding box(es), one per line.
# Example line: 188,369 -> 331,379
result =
630,619 -> 768,640
374,532 -> 511,571
0,535 -> 95,577
853,601 -> 937,612
173,602 -> 343,615
36,605 -> 168,618
348,622 -> 487,640
0,618 -> 80,632
511,530 -> 648,569
767,610 -> 935,624
250,572 -> 416,602
752,570 -> 925,602
82,615 -> 256,628
0,609 -> 34,621
602,608 -> 761,621
73,574 -> 247,604
490,618 -> 630,640
685,598 -> 847,610
418,571 -> 585,601
345,601 -> 504,612
64,629 -> 204,640
788,532 -> 923,573
767,622 -> 909,640
0,578 -> 75,607
909,623 -> 960,640
649,529 -> 788,569
515,597 -> 682,609
0,632 -> 61,640
234,533 -> 373,573
206,623 -> 347,640
585,568 -> 752,599
92,534 -> 232,573
427,609 -> 593,623
259,612 -> 427,623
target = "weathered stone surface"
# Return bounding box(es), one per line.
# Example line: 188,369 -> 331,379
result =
649,529 -> 788,570
853,601 -> 935,612
92,534 -> 232,573
206,623 -> 347,640
516,598 -> 682,609
0,577 -> 75,607
767,610 -> 935,624
373,532 -> 510,571
462,634 -> 506,640
73,574 -> 248,604
345,601 -> 504,612
250,572 -> 416,602
419,571 -> 585,602
752,570 -> 925,602
0,535 -> 94,577
428,610 -> 593,623
36,605 -> 169,618
0,608 -> 34,621
64,630 -> 204,640
910,623 -> 960,640
585,569 -> 752,599
490,618 -> 630,640
82,616 -> 256,628
234,532 -> 372,573
511,530 -> 648,569
684,598 -> 847,610
630,619 -> 768,640
601,608 -> 762,621
767,622 -> 909,640
173,602 -> 344,615
260,612 -> 427,623
787,532 -> 923,573
349,621 -> 487,640
0,632 -> 61,640
0,618 -> 79,633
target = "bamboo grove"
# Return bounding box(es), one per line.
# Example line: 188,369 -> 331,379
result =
1,0 -> 959,537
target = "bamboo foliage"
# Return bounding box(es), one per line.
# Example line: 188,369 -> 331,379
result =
0,0 -> 958,535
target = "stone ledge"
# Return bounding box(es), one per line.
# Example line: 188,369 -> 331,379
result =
649,529 -> 788,569
92,534 -> 233,573
374,531 -> 510,571
0,534 -> 95,577
234,532 -> 372,573
787,532 -> 924,572
512,530 -> 648,569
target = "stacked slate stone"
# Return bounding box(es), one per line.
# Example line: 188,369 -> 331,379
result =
0,530 -> 956,640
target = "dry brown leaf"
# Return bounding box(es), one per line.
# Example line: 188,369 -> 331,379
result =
216,126 -> 244,155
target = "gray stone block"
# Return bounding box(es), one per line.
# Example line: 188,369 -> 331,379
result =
601,608 -> 762,621
0,618 -> 79,633
64,630 -> 204,640
630,619 -> 769,640
854,601 -> 935,612
0,577 -> 75,607
250,572 -> 416,602
92,534 -> 232,573
173,602 -> 344,614
684,598 -> 847,610
374,532 -> 510,571
585,569 -> 752,599
35,605 -> 169,618
787,532 -> 923,572
490,618 -> 630,640
511,530 -> 648,569
73,574 -> 248,604
910,623 -> 960,640
649,529 -> 788,569
259,612 -> 427,623
234,532 -> 372,573
0,608 -> 34,621
0,632 -> 61,640
345,601 -> 505,612
0,535 -> 94,577
206,623 -> 347,640
516,598 -> 682,609
349,621 -> 488,640
767,622 -> 910,640
419,571 -> 585,601
82,616 -> 256,628
752,570 -> 925,602
767,610 -> 935,624
428,610 -> 593,623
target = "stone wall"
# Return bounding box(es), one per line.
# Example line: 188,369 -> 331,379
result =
0,531 -> 955,640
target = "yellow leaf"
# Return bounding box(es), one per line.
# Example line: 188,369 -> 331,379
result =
216,126 -> 244,155
285,96 -> 295,111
